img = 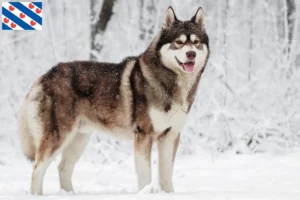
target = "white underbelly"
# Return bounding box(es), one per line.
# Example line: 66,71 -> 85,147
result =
77,117 -> 134,140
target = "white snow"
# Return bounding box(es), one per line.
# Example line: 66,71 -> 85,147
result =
1,0 -> 300,161
1,1 -> 300,199
1,150 -> 300,199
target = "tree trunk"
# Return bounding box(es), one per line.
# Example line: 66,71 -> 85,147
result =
138,0 -> 156,42
286,0 -> 295,51
90,0 -> 116,60
248,1 -> 254,81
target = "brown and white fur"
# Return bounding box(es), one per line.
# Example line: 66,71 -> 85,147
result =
18,6 -> 209,195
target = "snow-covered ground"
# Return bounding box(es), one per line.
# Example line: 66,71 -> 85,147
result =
0,1 -> 300,199
1,151 -> 300,200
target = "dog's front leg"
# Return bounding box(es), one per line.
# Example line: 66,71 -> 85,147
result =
158,132 -> 180,193
134,132 -> 153,191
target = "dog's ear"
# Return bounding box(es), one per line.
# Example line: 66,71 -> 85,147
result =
163,6 -> 177,29
191,7 -> 205,28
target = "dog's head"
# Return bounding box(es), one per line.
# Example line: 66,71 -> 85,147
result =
157,7 -> 209,74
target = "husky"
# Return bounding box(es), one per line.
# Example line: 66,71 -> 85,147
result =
18,6 -> 209,195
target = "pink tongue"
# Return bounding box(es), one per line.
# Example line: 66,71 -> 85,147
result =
183,62 -> 195,72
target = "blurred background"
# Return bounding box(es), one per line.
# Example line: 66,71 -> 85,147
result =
0,0 -> 300,164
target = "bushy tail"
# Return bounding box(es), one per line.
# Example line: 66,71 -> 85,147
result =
18,100 -> 36,162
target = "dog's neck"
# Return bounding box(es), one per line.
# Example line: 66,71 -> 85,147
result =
139,54 -> 198,109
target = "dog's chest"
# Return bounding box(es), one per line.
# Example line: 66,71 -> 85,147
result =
149,103 -> 188,135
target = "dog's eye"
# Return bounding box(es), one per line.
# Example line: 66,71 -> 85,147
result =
175,40 -> 183,45
193,40 -> 200,45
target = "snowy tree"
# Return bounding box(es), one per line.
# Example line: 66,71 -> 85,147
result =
0,0 -> 300,161
90,0 -> 116,60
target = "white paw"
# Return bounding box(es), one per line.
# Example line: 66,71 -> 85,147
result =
138,183 -> 164,194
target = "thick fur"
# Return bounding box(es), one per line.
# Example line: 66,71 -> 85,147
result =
18,97 -> 35,161
18,7 -> 210,195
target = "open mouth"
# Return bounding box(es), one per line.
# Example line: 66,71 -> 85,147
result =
175,57 -> 195,72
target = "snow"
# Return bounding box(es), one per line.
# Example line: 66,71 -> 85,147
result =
1,150 -> 300,199
1,0 -> 300,199
0,0 -> 300,161
1,0 -> 300,158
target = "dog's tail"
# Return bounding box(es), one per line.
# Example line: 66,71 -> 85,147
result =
18,96 -> 36,162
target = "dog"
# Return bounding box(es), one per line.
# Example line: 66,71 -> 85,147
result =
18,6 -> 209,195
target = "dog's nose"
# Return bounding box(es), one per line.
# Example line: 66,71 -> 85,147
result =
186,51 -> 196,59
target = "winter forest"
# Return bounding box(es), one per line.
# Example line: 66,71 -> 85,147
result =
0,0 -> 300,199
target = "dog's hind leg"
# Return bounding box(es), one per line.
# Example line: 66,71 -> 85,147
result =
30,131 -> 77,195
30,153 -> 55,195
134,132 -> 153,191
157,132 -> 180,193
58,133 -> 90,192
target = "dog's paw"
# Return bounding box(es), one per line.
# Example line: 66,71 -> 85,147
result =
138,183 -> 164,194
